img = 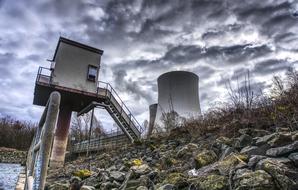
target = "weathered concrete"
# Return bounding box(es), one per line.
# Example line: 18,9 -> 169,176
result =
147,104 -> 158,138
50,105 -> 72,168
155,71 -> 201,127
15,169 -> 26,190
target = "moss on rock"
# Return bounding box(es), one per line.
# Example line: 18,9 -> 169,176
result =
216,154 -> 248,175
73,169 -> 92,179
200,174 -> 227,190
233,169 -> 276,190
195,150 -> 217,168
164,172 -> 188,188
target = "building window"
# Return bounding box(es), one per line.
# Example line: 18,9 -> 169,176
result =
87,65 -> 97,82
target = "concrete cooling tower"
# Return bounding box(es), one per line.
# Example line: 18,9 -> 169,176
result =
152,71 -> 201,129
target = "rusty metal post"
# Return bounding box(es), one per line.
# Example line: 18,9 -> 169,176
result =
50,105 -> 72,168
34,91 -> 60,190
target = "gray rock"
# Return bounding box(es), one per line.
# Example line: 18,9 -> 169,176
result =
255,133 -> 275,146
100,181 -> 117,189
240,145 -> 268,156
81,185 -> 95,190
239,128 -> 270,137
266,141 -> 298,157
288,152 -> 298,166
219,146 -> 234,160
233,169 -> 276,190
157,184 -> 175,190
48,182 -> 69,190
176,143 -> 198,158
268,133 -> 293,147
256,158 -> 298,190
109,171 -> 125,182
107,165 -> 117,171
247,155 -> 267,168
235,134 -> 253,148
137,186 -> 148,190
131,164 -> 152,176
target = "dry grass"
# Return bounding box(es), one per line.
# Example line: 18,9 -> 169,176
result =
176,69 -> 298,139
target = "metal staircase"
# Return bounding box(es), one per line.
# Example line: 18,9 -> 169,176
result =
78,81 -> 143,142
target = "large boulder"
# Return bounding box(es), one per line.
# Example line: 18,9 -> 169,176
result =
266,141 -> 298,157
233,169 -> 276,190
194,150 -> 217,169
256,158 -> 298,190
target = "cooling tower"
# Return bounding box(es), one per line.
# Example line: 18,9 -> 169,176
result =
155,71 -> 201,127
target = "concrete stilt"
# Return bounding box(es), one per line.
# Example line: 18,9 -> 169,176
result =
50,106 -> 72,168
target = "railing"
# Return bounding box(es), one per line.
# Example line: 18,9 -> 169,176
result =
25,92 -> 61,190
97,81 -> 144,134
72,129 -> 127,153
36,67 -> 52,84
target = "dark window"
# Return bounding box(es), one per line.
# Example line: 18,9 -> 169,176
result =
87,65 -> 97,82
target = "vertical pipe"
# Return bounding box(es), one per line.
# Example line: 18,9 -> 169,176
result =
50,105 -> 72,168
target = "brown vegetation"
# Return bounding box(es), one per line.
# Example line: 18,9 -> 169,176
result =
0,116 -> 36,150
183,69 -> 298,138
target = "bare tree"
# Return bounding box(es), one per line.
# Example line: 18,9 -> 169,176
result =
225,70 -> 256,110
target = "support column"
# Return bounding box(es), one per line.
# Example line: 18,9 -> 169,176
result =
50,106 -> 72,168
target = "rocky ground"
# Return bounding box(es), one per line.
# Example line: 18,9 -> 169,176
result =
46,127 -> 298,190
0,147 -> 27,165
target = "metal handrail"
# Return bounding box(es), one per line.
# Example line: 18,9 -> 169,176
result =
97,81 -> 144,134
25,92 -> 61,190
36,67 -> 52,84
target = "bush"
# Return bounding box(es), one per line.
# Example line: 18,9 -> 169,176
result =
0,116 -> 36,150
181,69 -> 298,138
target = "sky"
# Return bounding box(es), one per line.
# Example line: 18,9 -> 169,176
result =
0,0 -> 298,128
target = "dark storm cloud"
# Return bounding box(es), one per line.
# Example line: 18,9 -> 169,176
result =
253,59 -> 292,75
232,0 -> 298,36
116,43 -> 272,73
112,69 -> 154,103
1,0 -> 298,122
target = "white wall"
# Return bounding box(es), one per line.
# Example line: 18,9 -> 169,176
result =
52,42 -> 101,93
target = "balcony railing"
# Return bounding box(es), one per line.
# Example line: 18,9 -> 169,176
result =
36,67 -> 52,84
35,67 -> 143,136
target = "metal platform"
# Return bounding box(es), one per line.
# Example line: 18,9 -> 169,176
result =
33,67 -> 143,142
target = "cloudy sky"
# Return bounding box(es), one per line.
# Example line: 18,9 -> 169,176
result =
1,0 -> 298,127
